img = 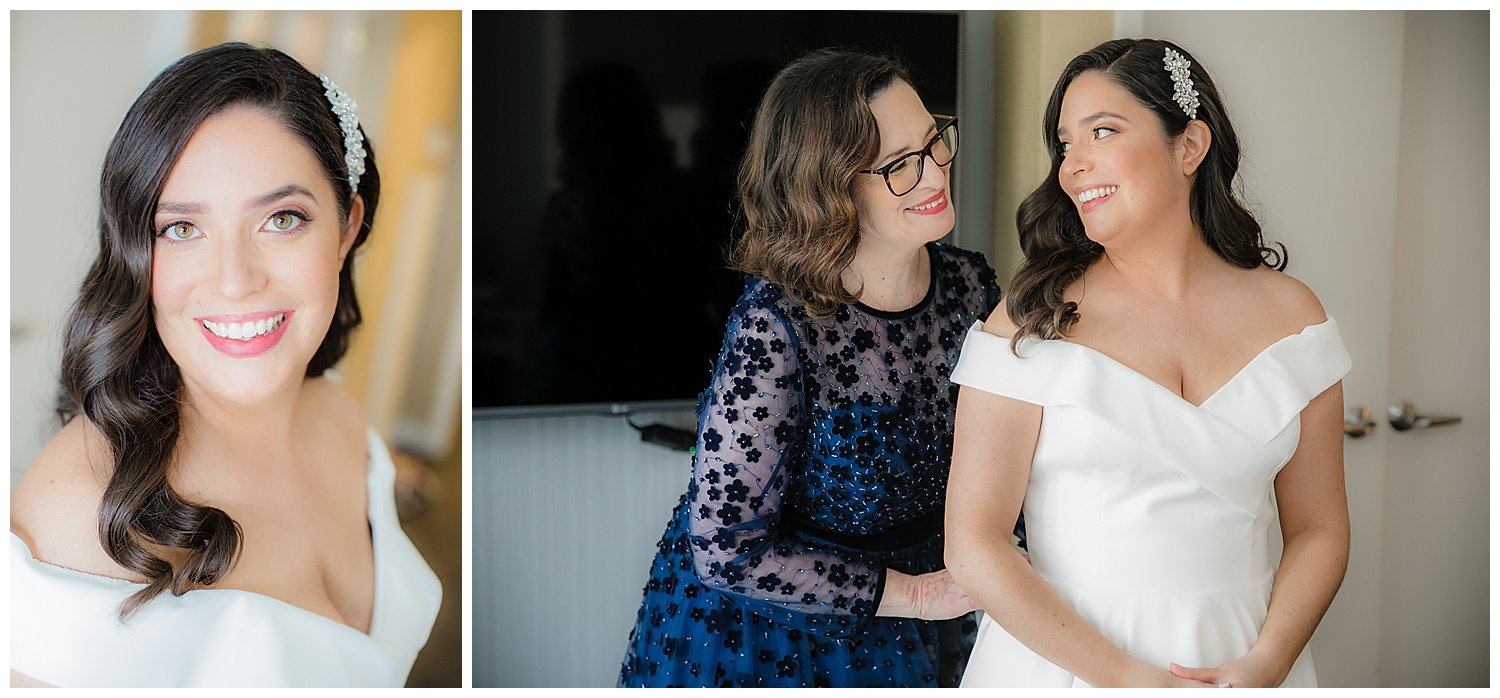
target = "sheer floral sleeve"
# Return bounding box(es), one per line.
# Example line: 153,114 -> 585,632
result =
685,295 -> 885,637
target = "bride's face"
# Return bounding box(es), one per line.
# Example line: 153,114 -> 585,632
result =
1055,71 -> 1187,247
151,105 -> 357,407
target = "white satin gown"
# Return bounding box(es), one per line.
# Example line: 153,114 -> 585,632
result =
10,428 -> 442,687
950,318 -> 1351,687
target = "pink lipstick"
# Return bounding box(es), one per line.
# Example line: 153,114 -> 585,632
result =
195,310 -> 293,358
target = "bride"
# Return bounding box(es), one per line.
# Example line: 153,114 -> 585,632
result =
945,38 -> 1350,687
10,42 -> 440,687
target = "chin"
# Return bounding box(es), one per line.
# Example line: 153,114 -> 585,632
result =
191,364 -> 305,407
1079,222 -> 1117,248
911,210 -> 955,244
168,337 -> 315,409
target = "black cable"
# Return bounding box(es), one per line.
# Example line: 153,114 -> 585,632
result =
620,413 -> 696,452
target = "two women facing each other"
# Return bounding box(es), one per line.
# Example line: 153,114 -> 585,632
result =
620,38 -> 1351,689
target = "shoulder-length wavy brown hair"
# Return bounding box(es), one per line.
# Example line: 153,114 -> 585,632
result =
1008,38 -> 1284,349
56,41 -> 380,619
729,48 -> 910,317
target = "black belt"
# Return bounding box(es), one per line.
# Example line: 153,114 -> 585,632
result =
783,507 -> 945,552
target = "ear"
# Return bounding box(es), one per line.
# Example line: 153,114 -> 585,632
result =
1178,120 -> 1211,177
338,193 -> 365,263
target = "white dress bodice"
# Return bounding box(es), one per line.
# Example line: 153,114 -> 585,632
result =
10,427 -> 442,687
951,318 -> 1351,687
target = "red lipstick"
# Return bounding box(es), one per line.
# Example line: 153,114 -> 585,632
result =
906,191 -> 949,216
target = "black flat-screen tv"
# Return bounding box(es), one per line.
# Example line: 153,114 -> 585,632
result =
475,10 -> 960,413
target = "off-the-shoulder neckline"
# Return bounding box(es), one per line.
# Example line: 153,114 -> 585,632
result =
981,317 -> 1337,410
8,426 -> 386,640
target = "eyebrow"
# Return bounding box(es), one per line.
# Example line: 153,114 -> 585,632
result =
247,184 -> 318,210
1056,111 -> 1132,138
154,200 -> 205,216
155,184 -> 319,217
878,123 -> 940,164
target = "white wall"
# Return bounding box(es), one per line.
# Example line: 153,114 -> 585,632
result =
10,12 -> 193,484
1379,11 -> 1489,688
472,410 -> 695,687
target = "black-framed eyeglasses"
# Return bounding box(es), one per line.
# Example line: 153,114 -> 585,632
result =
858,115 -> 959,197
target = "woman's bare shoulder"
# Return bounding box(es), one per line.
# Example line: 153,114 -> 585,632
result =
1248,266 -> 1328,332
10,669 -> 54,687
981,297 -> 1020,338
11,418 -> 138,580
301,376 -> 371,456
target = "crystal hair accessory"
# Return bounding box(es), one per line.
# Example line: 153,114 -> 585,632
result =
1163,47 -> 1200,120
319,75 -> 367,193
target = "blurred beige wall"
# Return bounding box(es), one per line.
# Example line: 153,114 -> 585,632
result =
987,11 -> 1113,288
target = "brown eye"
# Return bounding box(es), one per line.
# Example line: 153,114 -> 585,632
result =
160,222 -> 201,241
263,211 -> 305,233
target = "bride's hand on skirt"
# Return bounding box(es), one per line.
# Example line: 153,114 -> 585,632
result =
1108,659 -> 1216,687
1169,653 -> 1285,688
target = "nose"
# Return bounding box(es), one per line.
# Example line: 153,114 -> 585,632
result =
1064,144 -> 1091,178
214,236 -> 269,301
917,150 -> 949,191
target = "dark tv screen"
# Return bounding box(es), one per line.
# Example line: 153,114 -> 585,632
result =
475,10 -> 960,411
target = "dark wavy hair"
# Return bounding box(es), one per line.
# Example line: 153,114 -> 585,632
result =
729,48 -> 911,317
1008,38 -> 1284,348
55,42 -> 380,619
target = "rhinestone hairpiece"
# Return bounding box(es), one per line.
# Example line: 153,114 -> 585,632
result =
320,75 -> 367,193
1163,47 -> 1200,120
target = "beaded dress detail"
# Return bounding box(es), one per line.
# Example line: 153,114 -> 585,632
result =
618,242 -> 1002,687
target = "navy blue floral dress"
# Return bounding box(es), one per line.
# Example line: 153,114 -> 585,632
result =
619,242 -> 1004,687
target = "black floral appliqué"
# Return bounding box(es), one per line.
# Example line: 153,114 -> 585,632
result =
621,244 -> 1002,688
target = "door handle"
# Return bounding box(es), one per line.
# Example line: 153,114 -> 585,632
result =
1344,406 -> 1376,438
1387,401 -> 1462,431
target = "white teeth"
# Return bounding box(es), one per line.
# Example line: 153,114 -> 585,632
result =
909,196 -> 945,211
202,314 -> 284,341
1078,186 -> 1118,203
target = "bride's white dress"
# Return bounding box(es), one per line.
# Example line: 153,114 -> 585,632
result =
10,427 -> 442,687
950,318 -> 1350,688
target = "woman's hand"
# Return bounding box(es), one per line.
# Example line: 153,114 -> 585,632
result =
877,569 -> 979,620
1168,650 -> 1287,688
1101,659 -> 1215,688
913,568 -> 980,620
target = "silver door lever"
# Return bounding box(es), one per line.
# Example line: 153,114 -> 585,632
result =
1344,406 -> 1376,438
1388,401 -> 1462,431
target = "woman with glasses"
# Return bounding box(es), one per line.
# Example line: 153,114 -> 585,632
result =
618,48 -> 1006,687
